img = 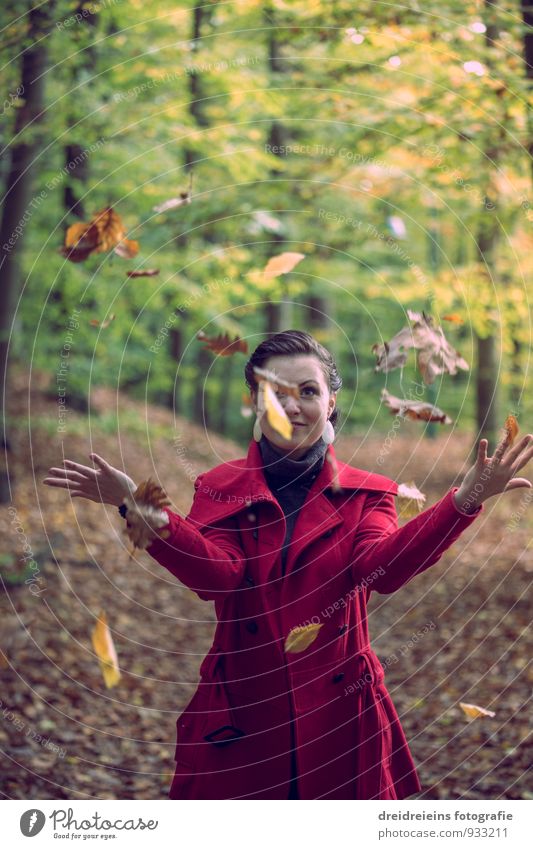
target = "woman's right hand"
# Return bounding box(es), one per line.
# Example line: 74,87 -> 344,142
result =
42,453 -> 137,507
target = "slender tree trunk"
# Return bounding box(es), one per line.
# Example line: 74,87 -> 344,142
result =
0,5 -> 52,503
264,4 -> 293,336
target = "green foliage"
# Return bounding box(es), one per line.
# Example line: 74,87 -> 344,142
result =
1,0 -> 531,441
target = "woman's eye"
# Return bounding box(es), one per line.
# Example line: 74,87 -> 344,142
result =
301,387 -> 317,396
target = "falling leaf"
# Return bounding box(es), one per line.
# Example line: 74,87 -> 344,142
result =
442,313 -> 464,324
114,238 -> 139,259
253,366 -> 300,400
373,310 -> 469,385
153,171 -> 193,213
91,612 -> 121,689
459,701 -> 496,719
381,388 -> 453,424
503,414 -> 519,448
197,331 -> 248,356
123,478 -> 172,551
60,222 -> 100,262
89,314 -> 116,329
284,623 -> 323,654
60,206 -> 139,263
126,269 -> 160,278
397,481 -> 427,519
263,251 -> 305,280
262,380 -> 293,440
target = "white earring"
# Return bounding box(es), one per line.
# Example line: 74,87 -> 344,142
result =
253,417 -> 262,442
322,419 -> 335,444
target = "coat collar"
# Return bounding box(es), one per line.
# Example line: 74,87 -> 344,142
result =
187,439 -> 398,528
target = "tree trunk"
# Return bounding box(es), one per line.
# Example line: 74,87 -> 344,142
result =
0,5 -> 52,503
264,5 -> 293,336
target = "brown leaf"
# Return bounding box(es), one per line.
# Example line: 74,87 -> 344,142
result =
373,310 -> 469,385
381,388 -> 453,424
123,478 -> 172,550
114,238 -> 139,259
126,269 -> 160,278
197,331 -> 248,356
89,314 -> 116,329
442,313 -> 464,324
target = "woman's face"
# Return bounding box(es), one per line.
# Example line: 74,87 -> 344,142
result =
251,354 -> 336,459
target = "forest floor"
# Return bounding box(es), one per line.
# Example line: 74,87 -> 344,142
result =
1,369 -> 532,800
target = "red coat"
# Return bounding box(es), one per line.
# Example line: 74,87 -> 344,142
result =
147,439 -> 483,799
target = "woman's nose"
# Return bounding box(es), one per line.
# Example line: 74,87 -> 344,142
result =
282,395 -> 301,415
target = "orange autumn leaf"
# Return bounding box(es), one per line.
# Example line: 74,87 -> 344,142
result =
442,313 -> 464,324
503,414 -> 519,449
89,314 -> 116,329
381,388 -> 453,424
91,611 -> 121,689
459,702 -> 496,720
60,222 -> 100,263
122,478 -> 172,551
197,331 -> 248,356
61,206 -> 139,263
284,623 -> 323,654
263,251 -> 305,280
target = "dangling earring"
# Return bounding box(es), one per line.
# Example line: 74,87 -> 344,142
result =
253,417 -> 262,442
322,418 -> 335,445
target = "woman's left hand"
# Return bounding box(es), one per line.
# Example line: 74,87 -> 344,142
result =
454,433 -> 533,514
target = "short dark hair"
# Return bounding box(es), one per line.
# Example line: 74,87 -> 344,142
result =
244,329 -> 342,429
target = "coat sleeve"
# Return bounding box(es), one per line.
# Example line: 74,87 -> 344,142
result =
144,474 -> 246,602
350,486 -> 484,595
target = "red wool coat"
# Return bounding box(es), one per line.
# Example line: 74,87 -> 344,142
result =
146,439 -> 483,800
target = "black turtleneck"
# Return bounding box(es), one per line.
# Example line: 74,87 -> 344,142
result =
258,434 -> 328,575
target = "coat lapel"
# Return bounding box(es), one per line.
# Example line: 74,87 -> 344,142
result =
186,439 -> 398,579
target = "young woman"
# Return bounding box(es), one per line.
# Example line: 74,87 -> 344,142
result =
43,330 -> 533,800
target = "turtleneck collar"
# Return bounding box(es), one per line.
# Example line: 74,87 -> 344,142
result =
258,434 -> 328,490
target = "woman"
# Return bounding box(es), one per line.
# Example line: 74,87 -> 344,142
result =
43,330 -> 533,800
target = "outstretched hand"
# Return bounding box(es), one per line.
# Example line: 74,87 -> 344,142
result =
454,433 -> 533,514
42,453 -> 136,507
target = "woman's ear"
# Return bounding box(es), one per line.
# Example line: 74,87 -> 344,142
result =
328,392 -> 337,416
250,389 -> 258,414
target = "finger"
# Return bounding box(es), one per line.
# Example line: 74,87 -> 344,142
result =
476,439 -> 488,465
90,453 -> 111,469
504,478 -> 532,492
62,459 -> 97,476
46,468 -> 87,481
502,434 -> 533,466
511,445 -> 533,475
42,478 -> 80,489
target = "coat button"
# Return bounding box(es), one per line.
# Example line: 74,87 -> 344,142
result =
332,672 -> 345,683
245,620 -> 258,634
338,624 -> 348,636
247,512 -> 256,522
245,575 -> 255,587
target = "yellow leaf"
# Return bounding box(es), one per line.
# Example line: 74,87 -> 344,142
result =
459,701 -> 495,719
262,380 -> 293,440
91,611 -> 121,689
397,481 -> 427,519
263,251 -> 305,280
284,623 -> 323,654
